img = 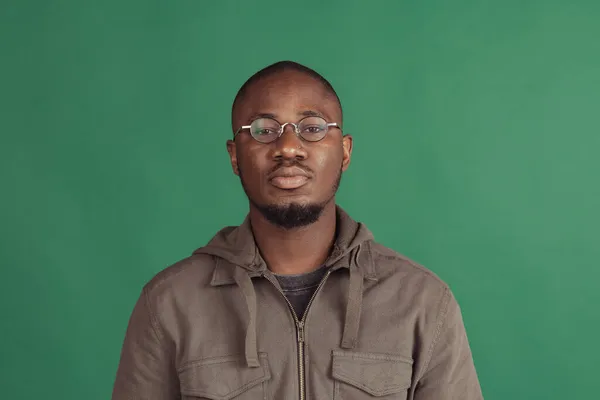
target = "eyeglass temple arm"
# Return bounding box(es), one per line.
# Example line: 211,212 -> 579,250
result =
233,125 -> 251,138
327,122 -> 342,131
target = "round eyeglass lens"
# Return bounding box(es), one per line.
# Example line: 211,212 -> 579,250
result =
298,117 -> 328,141
250,118 -> 281,143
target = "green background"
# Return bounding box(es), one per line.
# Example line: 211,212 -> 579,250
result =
1,1 -> 599,399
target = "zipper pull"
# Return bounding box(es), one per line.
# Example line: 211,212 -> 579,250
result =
297,321 -> 305,343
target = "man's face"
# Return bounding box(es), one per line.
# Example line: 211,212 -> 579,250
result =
227,70 -> 353,229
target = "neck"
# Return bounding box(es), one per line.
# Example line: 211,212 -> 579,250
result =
249,201 -> 337,275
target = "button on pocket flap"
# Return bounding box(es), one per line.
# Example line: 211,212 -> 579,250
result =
332,350 -> 413,396
179,353 -> 270,400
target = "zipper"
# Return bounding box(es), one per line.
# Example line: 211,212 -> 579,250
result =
264,269 -> 332,400
297,320 -> 305,400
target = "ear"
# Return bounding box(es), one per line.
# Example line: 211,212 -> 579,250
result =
226,139 -> 240,176
341,134 -> 353,171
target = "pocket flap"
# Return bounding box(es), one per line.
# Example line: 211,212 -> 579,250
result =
179,353 -> 270,400
332,350 -> 413,396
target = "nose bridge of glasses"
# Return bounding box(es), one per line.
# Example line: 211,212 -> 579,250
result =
279,121 -> 300,135
275,123 -> 305,150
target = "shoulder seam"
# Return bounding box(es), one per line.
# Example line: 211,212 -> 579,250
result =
419,286 -> 451,378
369,241 -> 448,287
143,286 -> 164,342
144,254 -> 214,294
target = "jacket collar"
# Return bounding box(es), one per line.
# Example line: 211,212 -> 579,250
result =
207,205 -> 377,286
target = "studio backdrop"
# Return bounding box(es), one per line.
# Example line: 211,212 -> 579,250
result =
1,1 -> 599,399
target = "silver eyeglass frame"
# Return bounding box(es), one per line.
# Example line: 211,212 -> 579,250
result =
233,116 -> 342,143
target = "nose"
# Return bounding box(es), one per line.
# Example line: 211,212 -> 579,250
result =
271,123 -> 308,161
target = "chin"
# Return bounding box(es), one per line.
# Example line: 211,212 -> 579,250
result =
274,196 -> 313,207
251,199 -> 327,230
262,190 -> 313,206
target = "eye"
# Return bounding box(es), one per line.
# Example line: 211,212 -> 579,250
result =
301,125 -> 325,134
250,118 -> 280,138
256,128 -> 277,135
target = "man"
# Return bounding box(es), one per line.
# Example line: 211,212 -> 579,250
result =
112,61 -> 483,399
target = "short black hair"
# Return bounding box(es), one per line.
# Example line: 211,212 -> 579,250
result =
231,60 -> 342,126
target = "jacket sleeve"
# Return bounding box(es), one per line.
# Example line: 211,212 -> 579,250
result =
112,287 -> 179,400
414,288 -> 483,400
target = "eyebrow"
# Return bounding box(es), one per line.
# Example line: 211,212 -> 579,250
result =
299,110 -> 324,118
248,112 -> 277,121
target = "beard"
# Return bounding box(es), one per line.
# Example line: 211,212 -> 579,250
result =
252,202 -> 325,230
238,165 -> 343,230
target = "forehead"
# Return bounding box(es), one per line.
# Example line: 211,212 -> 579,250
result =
234,70 -> 341,123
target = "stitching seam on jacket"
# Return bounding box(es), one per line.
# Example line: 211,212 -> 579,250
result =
143,286 -> 164,342
419,286 -> 451,378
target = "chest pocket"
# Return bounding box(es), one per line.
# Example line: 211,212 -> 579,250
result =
332,350 -> 413,399
178,353 -> 271,400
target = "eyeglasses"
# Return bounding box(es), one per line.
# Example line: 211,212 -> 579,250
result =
234,116 -> 341,144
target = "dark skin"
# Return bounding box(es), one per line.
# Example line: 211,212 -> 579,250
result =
226,70 -> 353,275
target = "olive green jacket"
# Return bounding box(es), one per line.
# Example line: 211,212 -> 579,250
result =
112,206 -> 483,399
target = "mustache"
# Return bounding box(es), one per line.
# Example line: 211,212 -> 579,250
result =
268,161 -> 314,176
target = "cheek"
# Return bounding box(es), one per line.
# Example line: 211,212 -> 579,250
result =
313,146 -> 344,177
238,149 -> 268,185
237,142 -> 258,170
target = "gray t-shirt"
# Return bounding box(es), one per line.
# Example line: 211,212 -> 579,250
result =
275,266 -> 328,320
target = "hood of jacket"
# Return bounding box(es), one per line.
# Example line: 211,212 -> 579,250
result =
192,205 -> 377,278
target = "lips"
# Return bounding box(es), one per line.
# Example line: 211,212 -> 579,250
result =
269,166 -> 311,190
